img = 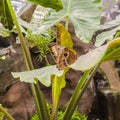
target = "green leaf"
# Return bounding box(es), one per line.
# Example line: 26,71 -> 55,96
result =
103,38 -> 120,61
95,15 -> 120,46
27,0 -> 63,11
71,38 -> 120,71
51,75 -> 65,118
56,23 -> 76,52
70,45 -> 107,71
33,0 -> 101,42
0,0 -> 14,30
12,65 -> 64,87
51,68 -> 69,118
0,23 -> 10,37
12,38 -> 120,86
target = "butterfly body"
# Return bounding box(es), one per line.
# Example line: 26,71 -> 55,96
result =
51,45 -> 77,70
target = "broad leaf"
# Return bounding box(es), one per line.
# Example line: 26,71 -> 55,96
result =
70,45 -> 107,71
0,0 -> 14,30
12,38 -> 120,86
95,15 -> 120,46
27,0 -> 63,11
12,65 -> 64,87
21,0 -> 101,42
71,38 -> 120,70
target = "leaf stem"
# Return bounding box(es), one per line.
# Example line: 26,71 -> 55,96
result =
0,104 -> 14,120
6,1 -> 49,120
65,16 -> 69,30
63,63 -> 101,120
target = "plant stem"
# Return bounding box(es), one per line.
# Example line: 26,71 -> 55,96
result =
65,16 -> 69,30
30,84 -> 42,120
35,83 -> 50,120
63,63 -> 101,120
63,69 -> 91,120
6,1 -> 49,120
0,104 -> 14,120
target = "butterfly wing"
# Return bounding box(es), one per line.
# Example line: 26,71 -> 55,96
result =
51,45 -> 77,70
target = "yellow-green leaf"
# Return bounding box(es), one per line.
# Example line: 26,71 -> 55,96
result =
103,38 -> 120,61
51,67 -> 69,117
56,23 -> 75,52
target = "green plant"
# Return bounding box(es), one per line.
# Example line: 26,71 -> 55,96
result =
1,0 -> 120,120
30,105 -> 87,120
0,104 -> 14,120
25,30 -> 53,64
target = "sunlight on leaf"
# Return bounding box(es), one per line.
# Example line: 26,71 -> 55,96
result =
27,0 -> 63,11
12,65 -> 64,87
12,38 -> 120,86
70,45 -> 107,71
71,38 -> 120,71
102,38 -> 120,61
95,15 -> 120,46
20,0 -> 101,42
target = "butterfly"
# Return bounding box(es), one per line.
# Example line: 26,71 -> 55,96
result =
51,44 -> 77,70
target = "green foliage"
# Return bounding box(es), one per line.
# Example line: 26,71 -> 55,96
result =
102,38 -> 120,61
2,0 -> 120,120
30,105 -> 87,120
56,23 -> 75,52
0,112 -> 4,120
12,65 -> 64,86
57,110 -> 87,120
0,104 -> 14,120
51,68 -> 69,119
30,112 -> 39,120
95,15 -> 120,46
12,38 -> 120,85
0,0 -> 14,30
19,0 -> 101,43
30,0 -> 101,42
27,0 -> 63,12
26,30 -> 53,62
0,23 -> 10,37
114,30 -> 120,39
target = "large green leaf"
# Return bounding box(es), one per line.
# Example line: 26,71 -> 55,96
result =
71,38 -> 120,70
12,65 -> 64,87
71,45 -> 107,71
27,0 -> 63,11
95,15 -> 120,46
21,0 -> 101,42
12,38 -> 120,86
0,0 -> 14,30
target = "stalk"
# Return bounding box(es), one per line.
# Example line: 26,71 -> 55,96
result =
35,83 -> 49,120
0,104 -> 14,120
63,63 -> 101,120
6,0 -> 49,120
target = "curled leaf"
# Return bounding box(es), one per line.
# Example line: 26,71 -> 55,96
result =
12,65 -> 64,87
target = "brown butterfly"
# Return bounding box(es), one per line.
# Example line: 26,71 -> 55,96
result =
51,44 -> 77,70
